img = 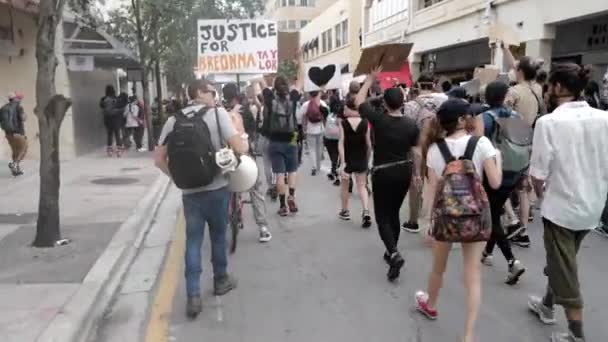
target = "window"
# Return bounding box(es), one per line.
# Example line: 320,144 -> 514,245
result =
341,20 -> 348,45
288,20 -> 297,30
288,0 -> 296,6
335,23 -> 342,48
326,29 -> 333,51
368,0 -> 408,32
279,21 -> 287,30
300,20 -> 309,28
281,0 -> 287,6
422,0 -> 445,8
322,32 -> 328,53
301,0 -> 315,6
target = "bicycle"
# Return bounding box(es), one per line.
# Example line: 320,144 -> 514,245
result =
228,192 -> 244,254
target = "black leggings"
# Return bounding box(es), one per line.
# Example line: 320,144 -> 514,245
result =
372,164 -> 412,254
324,138 -> 339,175
104,116 -> 123,147
484,182 -> 516,262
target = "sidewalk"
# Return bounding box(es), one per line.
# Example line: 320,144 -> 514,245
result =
0,150 -> 169,342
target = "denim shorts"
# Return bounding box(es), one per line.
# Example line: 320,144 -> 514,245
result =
269,141 -> 298,174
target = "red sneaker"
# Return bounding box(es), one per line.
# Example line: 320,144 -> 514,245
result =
415,291 -> 438,320
287,196 -> 298,214
278,207 -> 289,217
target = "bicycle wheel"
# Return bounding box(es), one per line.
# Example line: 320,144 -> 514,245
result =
228,194 -> 240,254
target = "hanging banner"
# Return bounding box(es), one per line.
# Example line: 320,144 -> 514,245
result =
197,19 -> 278,75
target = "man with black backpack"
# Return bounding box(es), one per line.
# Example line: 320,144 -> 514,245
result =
154,79 -> 248,319
0,92 -> 27,176
262,76 -> 301,217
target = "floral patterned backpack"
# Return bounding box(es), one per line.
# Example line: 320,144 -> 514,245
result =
432,136 -> 492,243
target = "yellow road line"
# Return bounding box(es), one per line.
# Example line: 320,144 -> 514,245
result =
145,210 -> 185,342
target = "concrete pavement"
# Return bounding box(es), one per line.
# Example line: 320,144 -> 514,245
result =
0,150 -> 168,342
126,157 -> 608,342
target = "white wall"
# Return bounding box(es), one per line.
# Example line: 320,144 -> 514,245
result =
0,8 -> 75,160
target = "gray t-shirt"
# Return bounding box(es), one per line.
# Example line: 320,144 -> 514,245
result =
158,105 -> 237,194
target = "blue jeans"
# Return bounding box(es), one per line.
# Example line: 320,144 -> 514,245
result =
182,188 -> 230,297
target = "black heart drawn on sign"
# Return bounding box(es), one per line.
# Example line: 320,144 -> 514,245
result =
308,65 -> 336,88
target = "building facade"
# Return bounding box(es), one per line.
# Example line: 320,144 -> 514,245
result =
263,0 -> 340,32
299,0 -> 363,74
362,0 -> 608,84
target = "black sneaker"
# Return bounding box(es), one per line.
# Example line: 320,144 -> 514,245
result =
362,210 -> 372,229
311,168 -> 317,176
214,274 -> 237,296
186,296 -> 202,319
339,210 -> 351,221
333,179 -> 341,186
511,234 -> 531,248
383,252 -> 391,265
269,187 -> 278,202
387,252 -> 405,282
595,223 -> 608,238
506,222 -> 525,240
402,222 -> 420,233
327,173 -> 335,181
528,210 -> 535,222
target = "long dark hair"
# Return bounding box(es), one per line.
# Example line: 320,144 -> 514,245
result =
105,85 -> 116,97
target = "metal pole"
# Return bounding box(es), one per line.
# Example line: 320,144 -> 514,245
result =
236,74 -> 241,93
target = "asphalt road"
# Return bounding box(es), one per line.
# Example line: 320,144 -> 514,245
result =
147,161 -> 608,342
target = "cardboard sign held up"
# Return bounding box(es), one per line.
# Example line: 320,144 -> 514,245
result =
304,63 -> 342,91
488,22 -> 520,47
474,67 -> 500,87
354,43 -> 413,77
459,79 -> 481,97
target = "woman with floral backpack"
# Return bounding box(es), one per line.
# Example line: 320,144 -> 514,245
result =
415,99 -> 502,342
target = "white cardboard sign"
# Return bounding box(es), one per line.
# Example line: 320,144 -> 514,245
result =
197,19 -> 278,74
304,63 -> 342,92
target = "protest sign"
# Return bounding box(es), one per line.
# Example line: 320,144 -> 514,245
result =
304,63 -> 342,92
474,67 -> 500,87
197,19 -> 278,74
488,22 -> 520,47
354,43 -> 413,77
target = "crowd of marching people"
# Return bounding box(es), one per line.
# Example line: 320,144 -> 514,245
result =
154,43 -> 608,342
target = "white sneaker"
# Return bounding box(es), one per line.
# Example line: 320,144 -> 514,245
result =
137,148 -> 147,152
259,227 -> 272,243
481,252 -> 494,266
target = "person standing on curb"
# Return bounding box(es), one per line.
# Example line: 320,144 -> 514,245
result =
222,83 -> 272,243
154,79 -> 248,319
301,91 -> 328,176
261,76 -> 300,217
526,64 -> 608,342
0,92 -> 28,176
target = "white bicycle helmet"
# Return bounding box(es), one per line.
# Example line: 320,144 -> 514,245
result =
228,155 -> 258,192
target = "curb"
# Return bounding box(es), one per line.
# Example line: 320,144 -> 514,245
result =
35,173 -> 171,342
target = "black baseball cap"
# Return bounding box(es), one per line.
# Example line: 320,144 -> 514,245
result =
437,99 -> 471,125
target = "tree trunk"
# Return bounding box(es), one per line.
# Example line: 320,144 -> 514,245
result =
33,0 -> 70,248
132,0 -> 154,151
155,59 -> 163,114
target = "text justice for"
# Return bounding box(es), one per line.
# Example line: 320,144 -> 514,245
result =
199,22 -> 277,54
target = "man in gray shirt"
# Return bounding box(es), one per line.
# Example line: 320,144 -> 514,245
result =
154,79 -> 247,319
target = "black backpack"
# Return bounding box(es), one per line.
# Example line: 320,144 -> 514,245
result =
167,107 -> 223,190
0,102 -> 18,133
268,98 -> 297,135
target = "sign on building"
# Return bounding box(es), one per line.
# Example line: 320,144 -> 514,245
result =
197,19 -> 278,74
67,55 -> 94,72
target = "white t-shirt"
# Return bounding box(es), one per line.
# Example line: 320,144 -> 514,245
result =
299,100 -> 328,135
124,102 -> 140,128
530,101 -> 608,231
427,135 -> 496,179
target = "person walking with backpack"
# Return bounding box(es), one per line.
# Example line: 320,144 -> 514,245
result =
526,64 -> 608,342
262,76 -> 300,217
0,92 -> 28,176
324,104 -> 341,185
123,95 -> 144,151
414,99 -> 502,342
503,47 -> 546,247
222,83 -> 272,243
154,79 -> 248,319
338,98 -> 372,228
100,85 -> 125,157
355,67 -> 420,282
477,81 -> 529,285
401,72 -> 448,234
300,91 -> 328,176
